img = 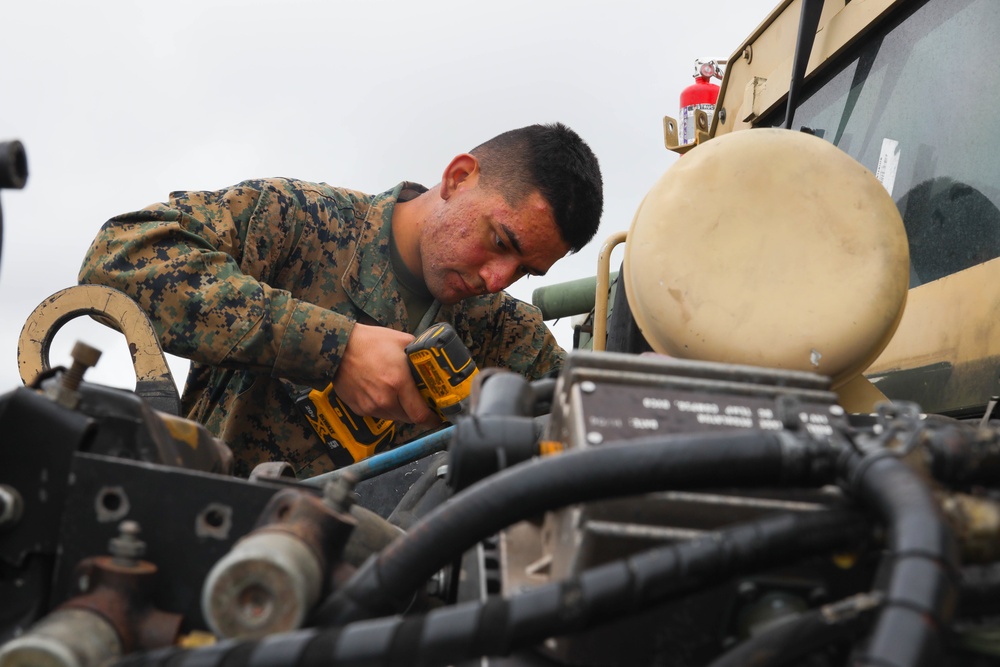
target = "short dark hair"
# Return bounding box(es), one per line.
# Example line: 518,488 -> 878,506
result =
471,123 -> 603,252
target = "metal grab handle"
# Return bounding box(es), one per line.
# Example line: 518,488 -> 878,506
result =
593,231 -> 628,351
17,285 -> 181,415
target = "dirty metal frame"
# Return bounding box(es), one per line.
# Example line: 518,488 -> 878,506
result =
17,285 -> 182,415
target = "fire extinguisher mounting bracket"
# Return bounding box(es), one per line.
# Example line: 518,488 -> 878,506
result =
663,108 -> 712,155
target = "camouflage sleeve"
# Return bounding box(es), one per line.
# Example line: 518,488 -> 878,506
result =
457,294 -> 565,379
78,178 -> 354,387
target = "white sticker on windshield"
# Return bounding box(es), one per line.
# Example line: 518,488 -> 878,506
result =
875,138 -> 901,196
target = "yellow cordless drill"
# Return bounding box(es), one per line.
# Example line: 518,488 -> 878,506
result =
295,323 -> 478,466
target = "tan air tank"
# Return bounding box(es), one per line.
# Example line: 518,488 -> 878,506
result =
624,128 -> 909,390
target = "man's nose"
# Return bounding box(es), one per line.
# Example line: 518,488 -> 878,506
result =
479,257 -> 520,293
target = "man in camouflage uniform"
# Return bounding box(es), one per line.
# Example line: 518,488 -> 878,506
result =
79,123 -> 604,477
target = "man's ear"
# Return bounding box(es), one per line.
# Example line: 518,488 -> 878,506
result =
440,154 -> 480,200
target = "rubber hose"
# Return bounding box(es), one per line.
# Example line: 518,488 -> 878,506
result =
528,377 -> 557,416
316,429 -> 837,624
843,451 -> 959,667
114,508 -> 867,667
707,593 -> 883,667
472,372 -> 534,417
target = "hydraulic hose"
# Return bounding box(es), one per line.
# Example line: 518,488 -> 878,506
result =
316,429 -> 838,624
842,449 -> 959,667
114,508 -> 868,667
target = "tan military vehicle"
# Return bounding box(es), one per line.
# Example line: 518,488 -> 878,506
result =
2,2 -> 1000,667
574,0 -> 1000,423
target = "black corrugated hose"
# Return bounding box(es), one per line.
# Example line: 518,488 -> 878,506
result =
703,441 -> 961,667
110,427 -> 962,667
116,507 -> 869,667
840,448 -> 959,667
315,428 -> 838,625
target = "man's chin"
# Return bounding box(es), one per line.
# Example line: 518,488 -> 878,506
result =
430,278 -> 479,305
428,285 -> 464,306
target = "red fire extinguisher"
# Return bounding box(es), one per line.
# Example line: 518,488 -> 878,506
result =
680,60 -> 722,145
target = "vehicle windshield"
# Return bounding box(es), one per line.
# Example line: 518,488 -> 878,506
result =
767,0 -> 1000,288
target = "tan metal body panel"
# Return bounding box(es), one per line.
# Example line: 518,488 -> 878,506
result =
713,0 -> 906,136
701,0 -> 993,414
866,257 -> 1000,412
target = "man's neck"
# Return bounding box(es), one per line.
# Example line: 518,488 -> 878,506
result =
391,186 -> 435,281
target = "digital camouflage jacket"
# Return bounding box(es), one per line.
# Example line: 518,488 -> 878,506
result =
79,178 -> 564,477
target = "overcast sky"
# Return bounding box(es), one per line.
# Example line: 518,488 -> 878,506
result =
1,0 -> 778,393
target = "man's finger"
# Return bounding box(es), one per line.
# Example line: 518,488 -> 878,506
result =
398,383 -> 434,425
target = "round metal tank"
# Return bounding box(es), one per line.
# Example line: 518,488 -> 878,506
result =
623,128 -> 909,386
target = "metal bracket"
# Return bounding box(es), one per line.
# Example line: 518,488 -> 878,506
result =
664,109 -> 712,156
17,285 -> 181,415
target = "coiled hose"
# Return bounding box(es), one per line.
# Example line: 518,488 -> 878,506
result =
116,508 -> 868,667
317,428 -> 837,624
841,449 -> 959,667
114,417 -> 958,666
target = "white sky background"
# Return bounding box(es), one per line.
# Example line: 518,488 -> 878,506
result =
0,0 -> 778,393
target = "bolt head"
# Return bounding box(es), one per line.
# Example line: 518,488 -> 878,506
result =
109,520 -> 146,562
71,341 -> 103,368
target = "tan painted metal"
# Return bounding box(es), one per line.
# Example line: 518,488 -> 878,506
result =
700,0 -> 997,414
593,231 -> 628,352
624,128 -> 909,387
663,108 -> 711,155
866,258 -> 1000,412
711,0 -> 907,139
17,284 -> 177,393
836,374 -> 889,414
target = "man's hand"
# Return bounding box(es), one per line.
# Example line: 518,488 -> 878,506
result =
331,323 -> 436,425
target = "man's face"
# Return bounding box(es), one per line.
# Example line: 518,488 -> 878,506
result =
419,184 -> 570,305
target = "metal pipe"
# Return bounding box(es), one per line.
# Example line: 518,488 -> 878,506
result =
593,231 -> 627,351
302,427 -> 455,486
530,273 -> 617,321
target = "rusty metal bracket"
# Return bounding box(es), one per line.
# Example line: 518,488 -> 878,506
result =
17,285 -> 181,415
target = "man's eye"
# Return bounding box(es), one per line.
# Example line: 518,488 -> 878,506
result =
494,233 -> 507,251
